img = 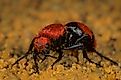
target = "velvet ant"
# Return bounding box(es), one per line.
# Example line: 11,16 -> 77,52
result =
12,22 -> 118,73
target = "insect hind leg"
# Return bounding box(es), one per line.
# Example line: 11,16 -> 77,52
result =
82,50 -> 102,67
94,49 -> 118,65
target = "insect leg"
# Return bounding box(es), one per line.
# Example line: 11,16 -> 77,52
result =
12,38 -> 35,67
40,50 -> 50,64
63,43 -> 83,64
32,51 -> 39,74
45,55 -> 57,59
11,51 -> 31,67
73,51 -> 79,64
75,34 -> 88,44
82,50 -> 102,67
51,50 -> 63,69
94,49 -> 118,65
64,43 -> 83,50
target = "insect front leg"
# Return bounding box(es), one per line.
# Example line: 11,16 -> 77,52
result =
51,49 -> 63,69
32,50 -> 40,74
40,50 -> 50,64
40,49 -> 57,64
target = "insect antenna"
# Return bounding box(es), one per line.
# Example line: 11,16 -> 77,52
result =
11,38 -> 35,67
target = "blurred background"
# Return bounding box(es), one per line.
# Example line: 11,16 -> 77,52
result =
0,0 -> 121,51
0,0 -> 121,80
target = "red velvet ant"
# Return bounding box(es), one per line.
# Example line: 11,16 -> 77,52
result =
12,22 -> 118,73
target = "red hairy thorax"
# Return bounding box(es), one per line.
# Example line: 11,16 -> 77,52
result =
38,24 -> 65,40
34,37 -> 50,51
76,22 -> 96,48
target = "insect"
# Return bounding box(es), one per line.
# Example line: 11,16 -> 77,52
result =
12,22 -> 118,73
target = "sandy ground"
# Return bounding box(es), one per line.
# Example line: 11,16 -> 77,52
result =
0,0 -> 121,80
